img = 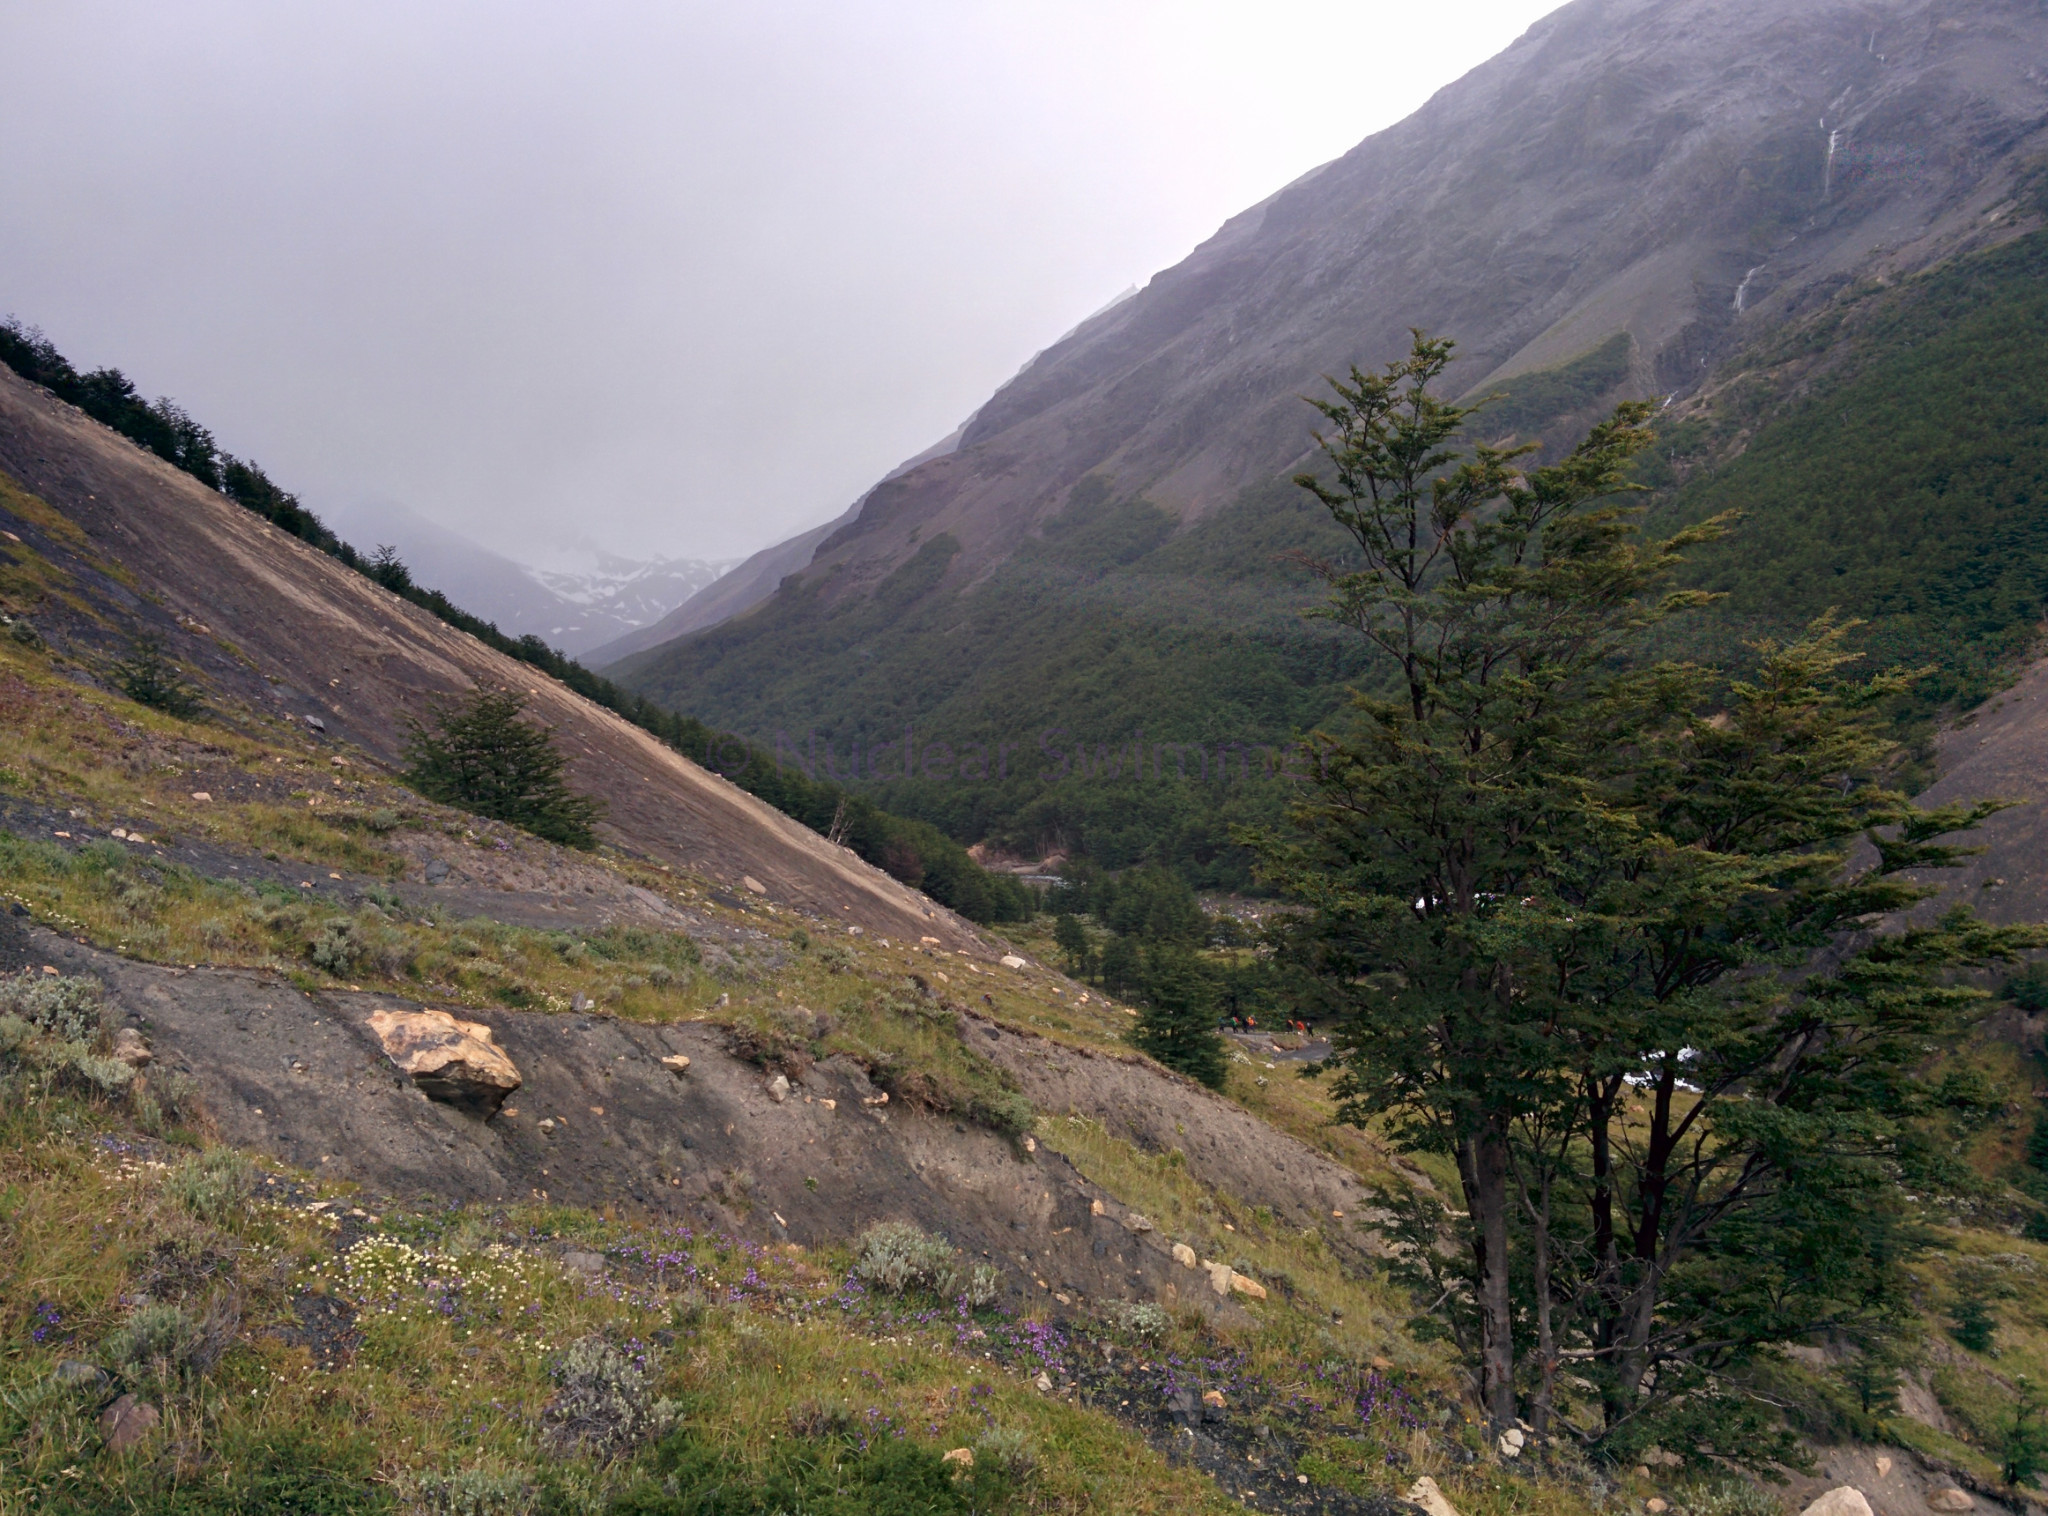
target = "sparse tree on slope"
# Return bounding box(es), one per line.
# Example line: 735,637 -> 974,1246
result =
404,687 -> 604,849
1132,944 -> 1227,1089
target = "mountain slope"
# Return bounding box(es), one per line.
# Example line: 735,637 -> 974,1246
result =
0,362 -> 980,946
685,0 -> 2048,602
611,0 -> 2048,874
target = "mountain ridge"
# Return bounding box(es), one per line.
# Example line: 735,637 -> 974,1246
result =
661,0 -> 2048,629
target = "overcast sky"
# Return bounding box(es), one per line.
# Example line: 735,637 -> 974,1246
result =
1,1 -> 1559,569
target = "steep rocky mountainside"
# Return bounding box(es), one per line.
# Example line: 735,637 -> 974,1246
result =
609,0 -> 2048,887
0,363 -> 977,947
649,0 -> 2048,615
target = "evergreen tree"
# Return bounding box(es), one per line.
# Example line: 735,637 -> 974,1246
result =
1262,331 -> 2043,1448
1131,945 -> 1226,1088
1052,911 -> 1091,976
111,634 -> 201,718
403,688 -> 604,848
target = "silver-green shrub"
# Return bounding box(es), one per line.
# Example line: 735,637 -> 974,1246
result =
0,971 -> 109,1044
540,1337 -> 678,1460
852,1221 -> 961,1297
167,1149 -> 257,1227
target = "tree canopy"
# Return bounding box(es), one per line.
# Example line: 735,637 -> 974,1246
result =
1262,331 -> 2042,1453
404,688 -> 605,849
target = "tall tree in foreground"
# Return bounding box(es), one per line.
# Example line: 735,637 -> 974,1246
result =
404,688 -> 605,849
1261,332 -> 2039,1450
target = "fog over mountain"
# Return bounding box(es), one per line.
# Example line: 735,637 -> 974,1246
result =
329,497 -> 731,657
0,0 -> 1559,570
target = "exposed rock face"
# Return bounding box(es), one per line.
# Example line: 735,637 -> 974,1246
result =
367,1007 -> 522,1116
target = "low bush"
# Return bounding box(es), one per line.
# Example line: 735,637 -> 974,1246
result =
1101,1301 -> 1172,1341
168,1148 -> 258,1228
0,969 -> 111,1043
851,1222 -> 999,1307
409,1467 -> 537,1516
308,917 -> 365,976
539,1336 -> 678,1461
102,1298 -> 236,1390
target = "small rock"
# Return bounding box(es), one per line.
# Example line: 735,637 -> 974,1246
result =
1648,1502 -> 1668,1514
742,875 -> 767,895
1799,1489 -> 1876,1516
1229,1272 -> 1268,1301
1090,1198 -> 1105,1216
1408,1476 -> 1461,1516
1023,1135 -> 1036,1152
52,1360 -> 107,1389
1497,1426 -> 1525,1458
424,858 -> 450,883
1000,954 -> 1026,969
1635,1467 -> 1652,1480
1875,1457 -> 1894,1479
99,1393 -> 159,1452
1034,1371 -> 1052,1393
570,991 -> 589,1012
1203,1389 -> 1227,1408
942,1447 -> 974,1470
1172,1243 -> 1198,1268
819,1097 -> 835,1110
304,715 -> 325,732
562,1250 -> 605,1276
1126,1214 -> 1154,1233
660,1054 -> 692,1075
111,1028 -> 152,1069
1204,1260 -> 1233,1296
190,791 -> 212,802
1927,1492 -> 1974,1513
767,1074 -> 790,1103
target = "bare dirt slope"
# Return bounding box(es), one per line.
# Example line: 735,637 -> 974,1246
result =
0,910 -> 1310,1326
0,363 -> 979,947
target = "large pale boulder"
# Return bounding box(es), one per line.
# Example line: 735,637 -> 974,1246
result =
1799,1489 -> 1875,1516
367,1008 -> 521,1115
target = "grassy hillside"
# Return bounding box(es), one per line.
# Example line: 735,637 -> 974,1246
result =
10,596 -> 2048,1506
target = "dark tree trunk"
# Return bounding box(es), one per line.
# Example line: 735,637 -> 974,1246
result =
1460,1119 -> 1516,1428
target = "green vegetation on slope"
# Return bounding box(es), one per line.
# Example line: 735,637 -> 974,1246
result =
1649,225 -> 2048,718
610,342 -> 1645,889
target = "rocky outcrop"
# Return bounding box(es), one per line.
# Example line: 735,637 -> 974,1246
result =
367,1008 -> 522,1116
